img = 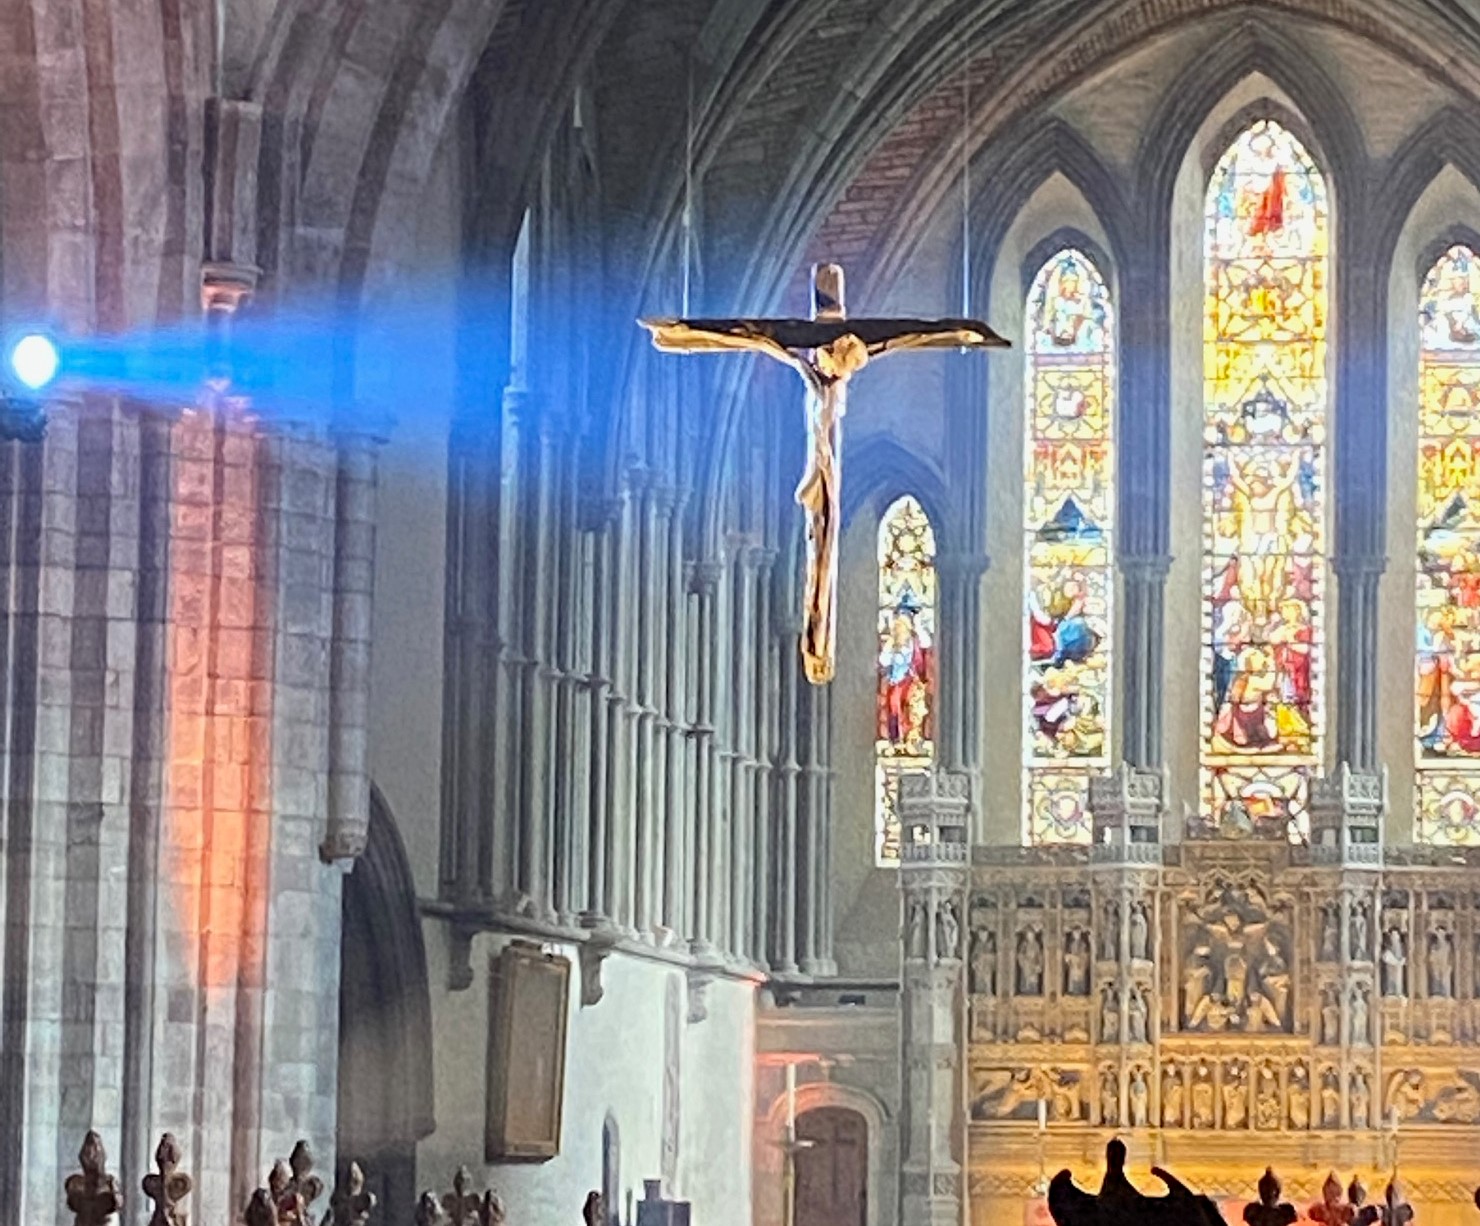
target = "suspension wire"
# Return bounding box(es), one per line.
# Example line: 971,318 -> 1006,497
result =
960,64 -> 972,321
682,57 -> 696,316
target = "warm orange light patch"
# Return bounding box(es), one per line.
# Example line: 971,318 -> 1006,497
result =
161,402 -> 271,991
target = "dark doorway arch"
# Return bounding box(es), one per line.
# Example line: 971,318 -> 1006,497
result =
795,1107 -> 867,1226
337,786 -> 436,1223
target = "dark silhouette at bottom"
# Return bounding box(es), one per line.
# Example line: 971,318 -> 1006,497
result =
1049,1140 -> 1227,1226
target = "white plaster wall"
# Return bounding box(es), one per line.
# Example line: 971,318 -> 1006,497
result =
1380,165 -> 1480,843
366,128 -> 458,894
419,928 -> 755,1223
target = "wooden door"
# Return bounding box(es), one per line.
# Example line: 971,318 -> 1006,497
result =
795,1107 -> 867,1226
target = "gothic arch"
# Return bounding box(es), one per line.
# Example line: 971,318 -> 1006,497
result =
954,122 -> 1132,315
1372,108 -> 1480,283
1133,23 -> 1366,227
842,437 -> 952,551
337,785 -> 436,1222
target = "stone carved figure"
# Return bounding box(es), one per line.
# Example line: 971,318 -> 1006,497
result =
1320,1071 -> 1341,1128
1386,1068 -> 1425,1123
1182,947 -> 1212,1028
1162,1062 -> 1184,1127
1101,900 -> 1120,960
1064,929 -> 1091,997
1099,1068 -> 1119,1127
1191,1064 -> 1215,1129
1323,907 -> 1343,960
1429,926 -> 1454,998
1350,1071 -> 1371,1130
937,900 -> 961,962
907,901 -> 928,961
1352,902 -> 1371,962
1126,984 -> 1149,1044
1349,983 -> 1370,1046
1223,1061 -> 1248,1129
1255,1064 -> 1281,1129
971,928 -> 998,996
1100,985 -> 1119,1042
1130,903 -> 1150,961
1182,882 -> 1289,1033
1320,986 -> 1341,1045
1244,1168 -> 1298,1226
1381,927 -> 1407,998
1288,1067 -> 1310,1130
1129,1068 -> 1150,1127
1018,927 -> 1045,995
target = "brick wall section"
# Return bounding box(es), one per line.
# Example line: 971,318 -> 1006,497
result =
0,400 -> 374,1225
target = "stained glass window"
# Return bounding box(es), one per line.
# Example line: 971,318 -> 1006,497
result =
1414,244 -> 1480,845
1198,119 -> 1329,842
876,495 -> 937,862
1022,249 -> 1115,845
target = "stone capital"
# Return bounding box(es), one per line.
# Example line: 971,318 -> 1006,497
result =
200,261 -> 259,315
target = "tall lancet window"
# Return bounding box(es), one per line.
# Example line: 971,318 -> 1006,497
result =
1022,249 -> 1115,845
1415,244 -> 1480,845
875,496 -> 937,863
1200,119 -> 1329,842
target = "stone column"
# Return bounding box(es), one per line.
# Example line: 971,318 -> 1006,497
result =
321,423 -> 383,862
1332,557 -> 1383,771
897,770 -> 970,1226
1118,556 -> 1171,770
1087,767 -> 1167,1128
1308,767 -> 1385,1129
690,560 -> 723,955
935,553 -> 988,774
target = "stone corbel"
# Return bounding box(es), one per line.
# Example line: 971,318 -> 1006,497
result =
579,929 -> 620,1008
447,922 -> 477,992
686,964 -> 716,1024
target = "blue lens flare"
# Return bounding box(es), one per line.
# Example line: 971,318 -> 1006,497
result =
9,333 -> 60,391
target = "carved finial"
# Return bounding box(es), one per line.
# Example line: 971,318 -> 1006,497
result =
582,1191 -> 602,1226
1379,1178 -> 1413,1226
1350,1177 -> 1369,1209
480,1189 -> 506,1226
243,1189 -> 278,1226
444,1167 -> 482,1225
66,1131 -> 124,1226
142,1133 -> 192,1226
287,1142 -> 325,1213
415,1192 -> 448,1226
1245,1168 -> 1296,1226
327,1162 -> 377,1226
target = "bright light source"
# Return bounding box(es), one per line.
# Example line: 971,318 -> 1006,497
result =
9,334 -> 59,392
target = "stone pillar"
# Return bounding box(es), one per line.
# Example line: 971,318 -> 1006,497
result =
1308,767 -> 1385,1130
1118,556 -> 1171,770
1332,557 -> 1384,771
897,770 -> 970,1226
935,553 -> 988,775
689,560 -> 723,956
1087,767 -> 1167,1128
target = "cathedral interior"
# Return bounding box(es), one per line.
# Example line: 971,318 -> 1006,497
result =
10,1 -> 1480,1224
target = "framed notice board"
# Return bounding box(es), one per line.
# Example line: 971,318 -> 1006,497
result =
485,942 -> 570,1161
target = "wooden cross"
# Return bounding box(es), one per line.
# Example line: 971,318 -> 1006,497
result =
642,263 -> 1006,684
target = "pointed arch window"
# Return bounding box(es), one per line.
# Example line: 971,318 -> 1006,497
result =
1414,243 -> 1480,845
1022,248 -> 1116,845
1200,119 -> 1329,841
875,495 -> 937,863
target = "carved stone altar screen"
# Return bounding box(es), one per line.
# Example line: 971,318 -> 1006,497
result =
965,828 -> 1480,1223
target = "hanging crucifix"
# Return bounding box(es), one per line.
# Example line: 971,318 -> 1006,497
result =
641,262 -> 1007,684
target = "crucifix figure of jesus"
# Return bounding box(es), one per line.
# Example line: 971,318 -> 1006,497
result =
641,262 -> 1007,684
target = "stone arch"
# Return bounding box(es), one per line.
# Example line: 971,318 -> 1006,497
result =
1372,107 -> 1480,284
842,436 -> 952,551
337,785 -> 436,1225
761,1081 -> 888,1226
